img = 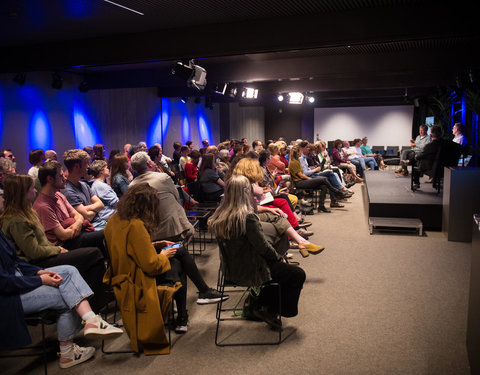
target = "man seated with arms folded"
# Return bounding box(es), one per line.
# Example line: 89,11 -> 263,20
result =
129,151 -> 194,242
33,161 -> 106,254
342,140 -> 371,177
352,138 -> 378,170
61,149 -> 109,229
360,136 -> 386,169
395,124 -> 431,176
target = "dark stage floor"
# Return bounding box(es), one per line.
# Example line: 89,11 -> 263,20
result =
364,170 -> 443,230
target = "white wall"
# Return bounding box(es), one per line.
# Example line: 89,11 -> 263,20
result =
314,105 -> 414,148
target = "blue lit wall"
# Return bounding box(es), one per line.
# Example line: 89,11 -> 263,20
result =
0,73 -> 220,172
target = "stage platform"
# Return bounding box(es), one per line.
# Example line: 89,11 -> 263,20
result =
364,169 -> 443,230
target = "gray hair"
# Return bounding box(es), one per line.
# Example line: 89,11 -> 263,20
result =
218,149 -> 230,161
130,151 -> 151,174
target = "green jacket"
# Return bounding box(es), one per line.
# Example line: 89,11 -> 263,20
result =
1,215 -> 60,262
217,214 -> 282,287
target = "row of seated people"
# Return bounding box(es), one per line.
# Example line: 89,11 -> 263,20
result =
0,133 -> 381,367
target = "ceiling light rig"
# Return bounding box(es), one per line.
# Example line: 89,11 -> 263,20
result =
102,0 -> 144,15
241,87 -> 258,99
172,59 -> 207,90
277,92 -> 316,105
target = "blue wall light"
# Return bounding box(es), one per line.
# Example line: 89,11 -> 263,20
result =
73,109 -> 100,149
64,0 -> 94,18
148,111 -> 163,147
29,110 -> 52,150
182,116 -> 190,144
197,112 -> 212,144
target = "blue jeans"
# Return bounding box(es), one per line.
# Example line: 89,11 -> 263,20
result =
20,265 -> 93,341
350,158 -> 365,177
363,156 -> 377,169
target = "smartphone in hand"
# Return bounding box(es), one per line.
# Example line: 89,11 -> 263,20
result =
163,243 -> 182,250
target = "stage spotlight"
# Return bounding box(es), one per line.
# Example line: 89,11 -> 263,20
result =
172,60 -> 207,90
287,92 -> 304,104
78,80 -> 89,93
277,94 -> 284,102
213,83 -> 227,95
181,96 -> 188,103
241,87 -> 258,99
194,96 -> 201,104
306,95 -> 315,104
13,73 -> 26,86
225,84 -> 238,98
51,72 -> 63,90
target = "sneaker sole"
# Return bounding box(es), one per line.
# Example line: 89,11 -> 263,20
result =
84,329 -> 123,340
196,296 -> 229,305
59,349 -> 95,369
174,326 -> 188,334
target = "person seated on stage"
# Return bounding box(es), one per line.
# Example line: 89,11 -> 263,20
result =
331,139 -> 363,182
360,136 -> 386,169
452,122 -> 468,146
412,125 -> 466,190
184,149 -> 200,183
197,153 -> 225,202
0,230 -> 122,368
90,160 -> 118,214
395,124 -> 431,176
208,174 -> 306,328
27,148 -> 45,179
61,149 -> 109,230
110,153 -> 131,198
233,157 -> 324,258
1,174 -> 106,312
216,149 -> 230,181
352,138 -> 378,170
129,151 -> 194,242
33,161 -> 106,254
105,184 -> 227,341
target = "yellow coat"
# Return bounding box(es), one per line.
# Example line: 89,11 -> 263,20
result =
104,214 -> 181,355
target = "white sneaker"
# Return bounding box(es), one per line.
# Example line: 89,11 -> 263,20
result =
300,199 -> 312,206
84,315 -> 123,340
58,344 -> 95,369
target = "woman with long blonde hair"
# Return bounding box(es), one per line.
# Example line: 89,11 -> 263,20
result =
208,174 -> 306,327
232,157 -> 324,257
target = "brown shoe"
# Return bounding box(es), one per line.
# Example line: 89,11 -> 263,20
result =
355,177 -> 364,183
330,201 -> 345,208
394,167 -> 403,173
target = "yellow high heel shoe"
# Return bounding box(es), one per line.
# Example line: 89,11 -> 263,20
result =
298,243 -> 325,255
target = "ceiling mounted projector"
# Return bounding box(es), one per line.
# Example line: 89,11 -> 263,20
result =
172,60 -> 207,90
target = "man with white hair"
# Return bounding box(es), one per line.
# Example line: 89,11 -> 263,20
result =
129,151 -> 194,242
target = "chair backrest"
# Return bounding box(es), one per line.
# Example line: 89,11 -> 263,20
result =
401,145 -> 411,152
372,146 -> 385,155
386,146 -> 399,156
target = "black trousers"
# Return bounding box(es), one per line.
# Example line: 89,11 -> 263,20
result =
259,261 -> 306,318
294,179 -> 328,208
63,229 -> 106,256
33,247 -> 107,312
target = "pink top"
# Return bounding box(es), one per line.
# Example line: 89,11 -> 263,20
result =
33,192 -> 74,245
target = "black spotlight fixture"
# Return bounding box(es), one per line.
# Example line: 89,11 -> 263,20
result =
51,72 -> 63,90
78,80 -> 89,93
13,72 -> 26,86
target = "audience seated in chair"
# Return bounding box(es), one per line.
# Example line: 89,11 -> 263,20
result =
197,153 -> 224,202
110,154 -> 132,198
208,175 -> 306,328
104,184 -> 227,347
0,174 -> 107,312
331,139 -> 363,182
0,230 -> 122,368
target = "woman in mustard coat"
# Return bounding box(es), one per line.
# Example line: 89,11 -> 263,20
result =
104,183 -> 181,355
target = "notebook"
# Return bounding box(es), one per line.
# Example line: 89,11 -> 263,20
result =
259,192 -> 274,205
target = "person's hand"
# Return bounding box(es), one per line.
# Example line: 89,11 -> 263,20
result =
160,248 -> 177,258
263,187 -> 272,193
59,247 -> 69,253
270,207 -> 283,216
153,240 -> 175,249
38,270 -> 63,286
